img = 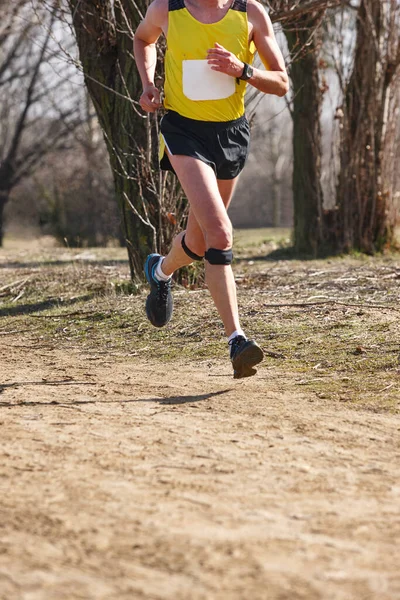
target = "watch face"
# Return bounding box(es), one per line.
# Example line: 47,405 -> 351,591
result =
241,63 -> 253,80
240,63 -> 253,81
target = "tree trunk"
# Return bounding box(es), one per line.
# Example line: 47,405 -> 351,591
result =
68,0 -> 159,279
0,191 -> 9,247
285,17 -> 327,255
336,0 -> 400,253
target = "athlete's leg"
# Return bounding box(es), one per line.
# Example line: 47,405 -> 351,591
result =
163,154 -> 240,337
146,159 -> 262,376
160,212 -> 204,276
161,177 -> 239,276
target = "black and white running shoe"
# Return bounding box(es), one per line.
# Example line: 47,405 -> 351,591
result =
229,335 -> 264,379
144,253 -> 173,328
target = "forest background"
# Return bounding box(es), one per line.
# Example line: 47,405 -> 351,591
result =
1,0 -> 399,277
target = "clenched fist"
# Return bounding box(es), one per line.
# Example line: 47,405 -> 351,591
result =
139,84 -> 162,113
207,43 -> 244,78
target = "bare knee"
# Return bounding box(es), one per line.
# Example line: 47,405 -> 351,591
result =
205,220 -> 233,250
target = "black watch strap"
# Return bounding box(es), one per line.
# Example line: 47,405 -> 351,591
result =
239,62 -> 253,81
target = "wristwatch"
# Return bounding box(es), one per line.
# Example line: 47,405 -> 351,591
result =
239,62 -> 254,81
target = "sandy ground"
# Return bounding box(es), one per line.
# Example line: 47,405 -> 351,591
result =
1,340 -> 399,600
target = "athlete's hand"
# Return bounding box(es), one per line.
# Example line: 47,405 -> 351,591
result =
207,43 -> 244,78
139,84 -> 162,113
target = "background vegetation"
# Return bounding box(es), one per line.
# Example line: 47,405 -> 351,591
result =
1,228 -> 399,409
1,0 -> 399,274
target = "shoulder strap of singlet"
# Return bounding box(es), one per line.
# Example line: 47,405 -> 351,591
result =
169,0 -> 185,11
230,0 -> 247,12
169,0 -> 246,12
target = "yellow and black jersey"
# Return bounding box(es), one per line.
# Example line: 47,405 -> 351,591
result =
164,0 -> 255,122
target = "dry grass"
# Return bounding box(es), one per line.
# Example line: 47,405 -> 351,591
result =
1,230 -> 399,412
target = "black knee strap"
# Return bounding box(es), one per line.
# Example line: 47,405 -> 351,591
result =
181,234 -> 204,261
204,247 -> 233,265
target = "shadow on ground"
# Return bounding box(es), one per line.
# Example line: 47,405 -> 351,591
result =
0,382 -> 231,406
0,294 -> 96,317
237,246 -> 339,262
0,259 -> 129,270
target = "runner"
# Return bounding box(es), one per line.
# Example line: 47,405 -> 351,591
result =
134,0 -> 288,378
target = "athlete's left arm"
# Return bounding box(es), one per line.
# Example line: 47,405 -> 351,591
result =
207,1 -> 289,97
247,0 -> 289,96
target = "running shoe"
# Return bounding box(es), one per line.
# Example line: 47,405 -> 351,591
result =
144,254 -> 173,327
229,335 -> 264,379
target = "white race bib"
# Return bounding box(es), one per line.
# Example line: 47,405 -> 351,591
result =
182,59 -> 235,101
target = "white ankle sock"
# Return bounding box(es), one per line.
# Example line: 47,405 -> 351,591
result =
154,257 -> 171,282
228,329 -> 246,344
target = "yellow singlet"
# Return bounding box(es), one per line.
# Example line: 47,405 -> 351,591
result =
164,0 -> 255,122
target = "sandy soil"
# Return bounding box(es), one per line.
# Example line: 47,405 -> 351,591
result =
1,339 -> 399,600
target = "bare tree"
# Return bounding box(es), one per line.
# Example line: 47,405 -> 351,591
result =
283,11 -> 326,254
335,0 -> 400,253
62,0 -> 187,280
0,1 -> 84,246
268,0 -> 399,255
265,0 -> 343,255
32,101 -> 121,248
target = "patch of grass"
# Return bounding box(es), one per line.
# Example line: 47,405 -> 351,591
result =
1,234 -> 399,412
234,227 -> 292,259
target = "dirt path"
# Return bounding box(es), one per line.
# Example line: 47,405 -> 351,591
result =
1,341 -> 399,600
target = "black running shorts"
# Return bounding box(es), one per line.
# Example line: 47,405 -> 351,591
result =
159,111 -> 250,180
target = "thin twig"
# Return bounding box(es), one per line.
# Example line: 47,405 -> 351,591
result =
263,300 -> 400,311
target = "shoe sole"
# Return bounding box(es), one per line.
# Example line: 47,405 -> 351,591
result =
233,344 -> 264,379
145,296 -> 172,327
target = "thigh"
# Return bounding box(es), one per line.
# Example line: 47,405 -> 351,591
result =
217,177 -> 239,209
168,154 -> 228,232
185,175 -> 239,242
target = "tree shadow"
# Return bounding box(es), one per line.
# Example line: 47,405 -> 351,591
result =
237,246 -> 341,263
0,381 -> 231,406
0,293 -> 96,317
0,259 -> 129,270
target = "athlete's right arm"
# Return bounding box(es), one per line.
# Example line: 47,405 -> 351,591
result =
134,0 -> 168,113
